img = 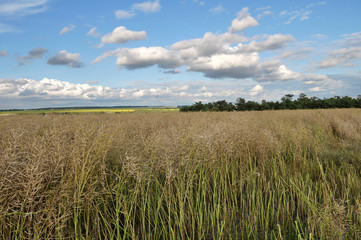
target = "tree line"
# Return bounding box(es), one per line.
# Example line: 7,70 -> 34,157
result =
179,94 -> 361,112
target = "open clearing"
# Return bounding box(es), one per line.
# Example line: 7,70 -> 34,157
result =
0,109 -> 360,239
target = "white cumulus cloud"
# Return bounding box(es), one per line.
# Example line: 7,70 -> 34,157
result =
100,26 -> 147,46
92,7 -> 333,86
171,32 -> 249,57
249,84 -> 264,96
47,50 -> 83,68
189,52 -> 260,79
229,7 -> 259,33
115,47 -> 181,69
0,77 -> 243,104
235,34 -> 295,53
253,63 -> 302,82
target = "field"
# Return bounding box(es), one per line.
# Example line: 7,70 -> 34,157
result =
0,109 -> 361,239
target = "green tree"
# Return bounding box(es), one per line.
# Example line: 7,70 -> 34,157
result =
235,98 -> 246,111
261,100 -> 270,110
297,93 -> 310,109
245,101 -> 260,111
194,101 -> 205,111
212,100 -> 234,111
281,94 -> 296,109
357,95 -> 361,108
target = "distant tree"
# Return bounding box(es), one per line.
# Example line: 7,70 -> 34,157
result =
228,102 -> 236,111
261,100 -> 270,110
332,96 -> 341,108
309,96 -> 321,109
235,98 -> 246,111
281,94 -> 296,109
357,95 -> 361,108
245,101 -> 260,111
212,100 -> 235,111
273,101 -> 281,110
325,97 -> 336,108
206,102 -> 213,111
194,101 -> 205,111
268,101 -> 276,110
282,94 -> 294,101
181,95 -> 361,112
297,93 -> 310,109
341,96 -> 354,108
179,106 -> 190,112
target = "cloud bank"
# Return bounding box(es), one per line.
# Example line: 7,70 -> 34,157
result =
0,78 -> 243,104
93,8 -> 330,85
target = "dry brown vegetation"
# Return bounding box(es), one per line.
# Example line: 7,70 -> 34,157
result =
0,109 -> 361,239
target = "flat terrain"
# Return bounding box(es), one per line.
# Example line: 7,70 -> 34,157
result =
0,109 -> 360,239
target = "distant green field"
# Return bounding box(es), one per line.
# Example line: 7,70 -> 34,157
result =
0,107 -> 179,115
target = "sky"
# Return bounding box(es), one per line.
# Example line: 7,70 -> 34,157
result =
0,0 -> 360,109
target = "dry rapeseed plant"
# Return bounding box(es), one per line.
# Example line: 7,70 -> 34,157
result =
0,109 -> 360,239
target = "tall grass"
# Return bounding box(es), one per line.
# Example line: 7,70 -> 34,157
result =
0,109 -> 360,239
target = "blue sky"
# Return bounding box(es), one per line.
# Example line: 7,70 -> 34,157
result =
0,0 -> 360,109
